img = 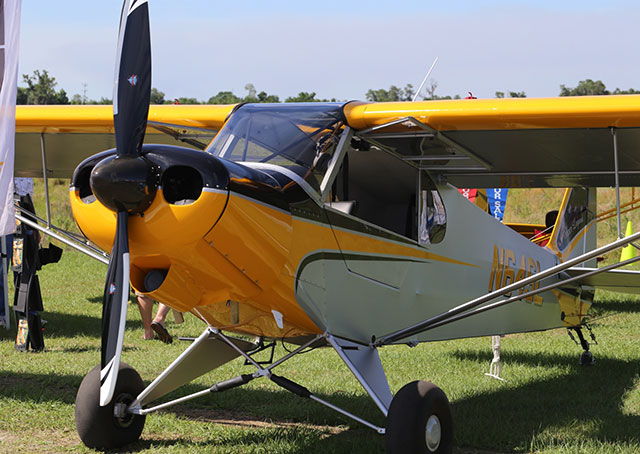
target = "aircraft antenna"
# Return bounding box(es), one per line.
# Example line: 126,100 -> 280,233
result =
412,56 -> 439,102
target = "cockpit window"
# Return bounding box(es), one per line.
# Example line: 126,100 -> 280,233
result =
419,171 -> 446,245
205,103 -> 345,191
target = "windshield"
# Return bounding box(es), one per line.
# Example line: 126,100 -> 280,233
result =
205,103 -> 345,191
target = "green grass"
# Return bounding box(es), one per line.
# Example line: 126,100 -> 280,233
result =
0,181 -> 638,453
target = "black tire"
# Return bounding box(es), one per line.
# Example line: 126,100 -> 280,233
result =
75,362 -> 146,449
385,380 -> 453,454
580,350 -> 595,366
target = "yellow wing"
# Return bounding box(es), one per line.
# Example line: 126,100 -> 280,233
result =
344,95 -> 640,188
17,96 -> 640,187
15,104 -> 236,177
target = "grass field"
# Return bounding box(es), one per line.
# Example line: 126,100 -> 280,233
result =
0,181 -> 638,453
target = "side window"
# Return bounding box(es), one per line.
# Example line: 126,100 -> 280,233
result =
419,171 -> 446,244
329,146 -> 444,243
556,187 -> 595,251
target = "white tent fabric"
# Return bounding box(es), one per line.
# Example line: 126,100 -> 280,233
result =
0,0 -> 21,236
0,0 -> 21,329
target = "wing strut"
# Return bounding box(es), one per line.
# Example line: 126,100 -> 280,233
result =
612,127 -> 623,239
40,134 -> 52,228
373,228 -> 640,347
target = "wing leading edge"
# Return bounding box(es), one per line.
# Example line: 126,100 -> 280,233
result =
17,96 -> 640,185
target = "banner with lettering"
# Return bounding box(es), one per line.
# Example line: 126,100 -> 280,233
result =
458,188 -> 478,203
488,188 -> 508,222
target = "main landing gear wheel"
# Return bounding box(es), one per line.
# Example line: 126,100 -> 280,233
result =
75,362 -> 146,449
385,380 -> 453,454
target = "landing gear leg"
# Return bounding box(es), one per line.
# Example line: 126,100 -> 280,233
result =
569,328 -> 595,366
386,380 -> 453,454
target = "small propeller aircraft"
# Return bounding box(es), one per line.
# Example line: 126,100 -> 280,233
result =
13,1 -> 640,452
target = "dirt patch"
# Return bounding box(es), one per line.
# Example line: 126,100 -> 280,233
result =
172,407 -> 348,435
0,429 -> 79,454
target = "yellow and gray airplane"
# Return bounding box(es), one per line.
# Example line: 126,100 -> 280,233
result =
14,1 -> 640,452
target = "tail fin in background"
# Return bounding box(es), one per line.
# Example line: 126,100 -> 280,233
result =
547,187 -> 597,265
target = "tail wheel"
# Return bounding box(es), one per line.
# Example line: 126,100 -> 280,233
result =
75,362 -> 146,449
385,380 -> 453,454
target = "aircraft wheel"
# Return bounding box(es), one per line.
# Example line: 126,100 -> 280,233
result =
75,362 -> 146,449
385,380 -> 452,454
580,350 -> 594,366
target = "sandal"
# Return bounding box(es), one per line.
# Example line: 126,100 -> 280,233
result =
151,321 -> 173,344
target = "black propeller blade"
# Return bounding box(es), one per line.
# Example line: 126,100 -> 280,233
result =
99,211 -> 130,406
90,0 -> 156,407
114,0 -> 151,157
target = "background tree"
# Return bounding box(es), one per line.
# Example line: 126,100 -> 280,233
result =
424,81 -> 439,100
243,83 -> 258,103
70,94 -> 112,105
612,87 -> 640,94
240,83 -> 279,103
496,91 -> 526,98
70,94 -> 84,104
18,69 -> 68,104
366,84 -> 415,102
207,91 -> 242,104
174,97 -> 201,104
560,79 -> 609,96
412,80 -> 459,100
93,97 -> 112,105
150,88 -> 166,104
286,92 -> 323,102
256,91 -> 279,103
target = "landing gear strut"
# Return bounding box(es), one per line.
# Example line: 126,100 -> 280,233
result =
568,326 -> 597,366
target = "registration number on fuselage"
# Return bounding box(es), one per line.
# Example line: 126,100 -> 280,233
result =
488,245 -> 543,305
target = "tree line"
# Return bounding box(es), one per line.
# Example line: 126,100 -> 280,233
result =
15,69 -> 639,105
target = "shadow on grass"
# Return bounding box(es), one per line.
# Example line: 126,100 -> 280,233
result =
589,298 -> 640,316
116,427 -> 379,454
30,310 -> 146,338
1,349 -> 638,453
167,385 -> 383,429
450,349 -> 640,451
0,370 -> 81,405
132,350 -> 640,452
86,295 -> 104,304
151,385 -> 384,454
104,438 -> 183,453
0,367 -> 385,453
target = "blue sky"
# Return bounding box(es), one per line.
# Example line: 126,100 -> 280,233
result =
18,1 -> 640,102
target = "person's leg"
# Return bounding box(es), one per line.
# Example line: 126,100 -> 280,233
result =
136,295 -> 154,340
153,303 -> 170,326
151,303 -> 173,343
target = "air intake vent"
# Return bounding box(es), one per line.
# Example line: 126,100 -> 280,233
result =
162,166 -> 203,205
